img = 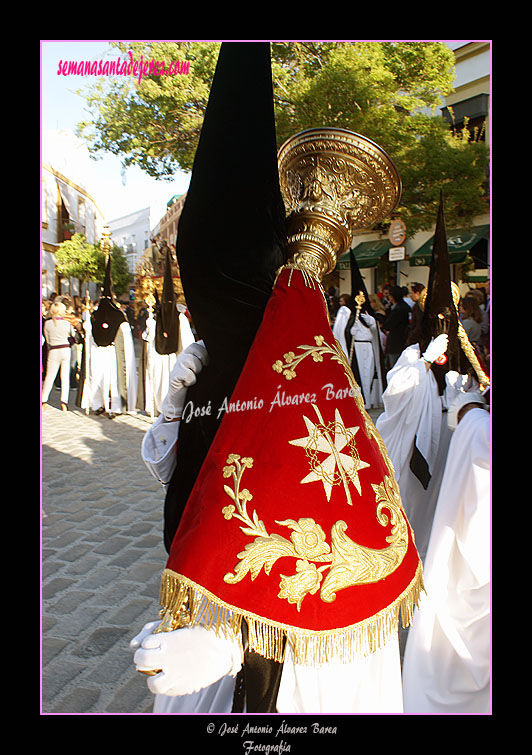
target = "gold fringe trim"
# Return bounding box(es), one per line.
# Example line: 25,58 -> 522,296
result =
157,563 -> 425,666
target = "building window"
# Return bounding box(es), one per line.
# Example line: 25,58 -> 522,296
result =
441,94 -> 488,142
42,178 -> 48,226
77,197 -> 86,234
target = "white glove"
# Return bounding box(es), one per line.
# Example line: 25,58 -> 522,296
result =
422,334 -> 449,364
161,341 -> 209,421
130,620 -> 162,650
142,315 -> 156,341
132,625 -> 243,697
360,312 -> 376,329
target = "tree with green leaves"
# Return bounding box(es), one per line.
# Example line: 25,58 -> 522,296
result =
55,233 -> 103,293
55,234 -> 132,297
76,41 -> 489,238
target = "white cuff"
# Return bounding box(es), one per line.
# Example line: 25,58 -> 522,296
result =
141,415 -> 179,486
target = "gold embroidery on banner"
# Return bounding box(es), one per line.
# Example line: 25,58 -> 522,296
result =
288,404 -> 370,504
272,333 -> 404,504
272,334 -> 345,382
221,451 -> 409,611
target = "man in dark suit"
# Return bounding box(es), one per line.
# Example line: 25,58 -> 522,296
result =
382,285 -> 410,369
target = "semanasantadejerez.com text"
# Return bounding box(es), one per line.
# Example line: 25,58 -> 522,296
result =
57,50 -> 190,83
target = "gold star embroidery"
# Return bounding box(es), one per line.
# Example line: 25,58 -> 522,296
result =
289,405 -> 370,505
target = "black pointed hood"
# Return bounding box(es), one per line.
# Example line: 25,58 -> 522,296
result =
177,42 -> 286,357
164,42 -> 287,552
349,250 -> 374,320
155,248 -> 180,355
91,256 -> 126,347
418,192 -> 474,391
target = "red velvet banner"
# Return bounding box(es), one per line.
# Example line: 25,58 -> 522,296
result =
166,266 -> 421,636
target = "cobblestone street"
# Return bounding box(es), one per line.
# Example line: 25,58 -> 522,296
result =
41,385 -> 396,714
41,388 -> 166,713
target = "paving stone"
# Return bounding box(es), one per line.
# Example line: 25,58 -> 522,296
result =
48,605 -> 107,638
72,626 -> 127,659
48,530 -> 84,548
109,547 -> 147,569
59,543 -> 94,562
105,675 -> 153,714
126,561 -> 164,582
42,577 -> 77,599
107,598 -> 153,626
42,561 -> 66,579
76,567 -> 121,591
42,637 -> 69,665
51,687 -> 101,713
41,396 -> 233,714
92,536 -> 131,555
123,522 -> 154,537
42,660 -> 86,704
50,589 -> 95,615
65,554 -> 100,575
86,647 -> 134,683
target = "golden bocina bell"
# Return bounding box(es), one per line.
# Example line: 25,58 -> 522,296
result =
277,127 -> 402,280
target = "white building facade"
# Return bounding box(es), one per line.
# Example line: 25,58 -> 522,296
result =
42,130 -> 107,298
108,206 -> 152,274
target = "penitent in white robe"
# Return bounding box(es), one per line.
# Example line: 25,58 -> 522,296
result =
84,320 -> 138,415
332,307 -> 384,409
376,345 -> 475,563
402,406 -> 490,714
139,313 -> 195,418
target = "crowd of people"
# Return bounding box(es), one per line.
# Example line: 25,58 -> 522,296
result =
328,279 -> 490,381
42,279 -> 490,418
41,289 -> 195,416
41,267 -> 491,716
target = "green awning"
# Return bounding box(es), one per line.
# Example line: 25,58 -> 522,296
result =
465,269 -> 490,282
337,239 -> 390,270
409,225 -> 490,267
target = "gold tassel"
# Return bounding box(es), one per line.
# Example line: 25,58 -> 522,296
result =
157,563 -> 424,666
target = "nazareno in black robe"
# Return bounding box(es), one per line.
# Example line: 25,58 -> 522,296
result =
163,42 -> 288,712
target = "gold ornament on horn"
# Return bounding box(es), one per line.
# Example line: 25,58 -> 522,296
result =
277,128 -> 402,281
348,290 -> 367,364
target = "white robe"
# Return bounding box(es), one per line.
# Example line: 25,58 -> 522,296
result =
333,307 -> 384,409
86,320 -> 138,414
140,313 -> 194,418
332,305 -> 351,357
77,312 -> 93,413
140,416 -> 404,714
402,407 -> 490,714
376,345 -> 475,563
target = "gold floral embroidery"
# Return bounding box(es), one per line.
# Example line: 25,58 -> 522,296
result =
279,560 -> 323,611
285,518 -> 330,560
271,335 -> 346,381
222,452 -> 409,611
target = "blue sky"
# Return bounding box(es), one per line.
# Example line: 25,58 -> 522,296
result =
40,40 -> 191,226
